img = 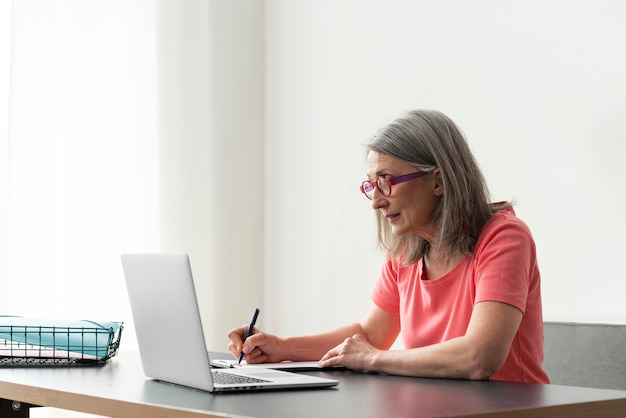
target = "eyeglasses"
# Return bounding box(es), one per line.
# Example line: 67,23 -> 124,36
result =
360,171 -> 430,200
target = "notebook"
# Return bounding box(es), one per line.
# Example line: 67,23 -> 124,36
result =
121,253 -> 338,392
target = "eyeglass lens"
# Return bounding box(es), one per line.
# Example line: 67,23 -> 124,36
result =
363,178 -> 391,199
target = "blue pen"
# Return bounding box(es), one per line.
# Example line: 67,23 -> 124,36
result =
238,308 -> 260,364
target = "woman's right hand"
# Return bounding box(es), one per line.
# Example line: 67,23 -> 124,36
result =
227,325 -> 285,364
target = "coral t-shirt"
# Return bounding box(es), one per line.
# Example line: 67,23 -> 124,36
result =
371,207 -> 549,383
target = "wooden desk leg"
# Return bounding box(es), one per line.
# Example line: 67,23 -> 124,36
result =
0,399 -> 38,418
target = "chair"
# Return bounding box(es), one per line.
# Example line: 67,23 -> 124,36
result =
543,321 -> 626,390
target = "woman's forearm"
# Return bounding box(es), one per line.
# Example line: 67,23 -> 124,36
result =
281,322 -> 364,361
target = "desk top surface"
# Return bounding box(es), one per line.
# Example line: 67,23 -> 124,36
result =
1,351 -> 626,418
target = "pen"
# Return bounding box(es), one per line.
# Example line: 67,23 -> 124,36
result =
238,308 -> 260,364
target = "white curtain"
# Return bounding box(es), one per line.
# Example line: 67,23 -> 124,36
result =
1,0 -> 265,356
0,1 -> 12,312
0,0 -> 159,321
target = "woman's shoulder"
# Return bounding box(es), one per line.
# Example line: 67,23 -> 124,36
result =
481,203 -> 534,241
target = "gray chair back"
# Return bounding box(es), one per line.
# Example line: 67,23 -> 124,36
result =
543,321 -> 626,390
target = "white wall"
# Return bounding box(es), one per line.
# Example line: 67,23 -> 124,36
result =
264,0 -> 626,338
156,0 -> 265,351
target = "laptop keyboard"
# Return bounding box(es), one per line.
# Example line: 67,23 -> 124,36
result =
212,370 -> 271,385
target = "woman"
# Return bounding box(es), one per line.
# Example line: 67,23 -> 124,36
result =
228,110 -> 549,383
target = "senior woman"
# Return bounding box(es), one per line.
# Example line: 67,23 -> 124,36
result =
228,110 -> 549,383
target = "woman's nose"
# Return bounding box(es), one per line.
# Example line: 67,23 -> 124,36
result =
371,192 -> 388,210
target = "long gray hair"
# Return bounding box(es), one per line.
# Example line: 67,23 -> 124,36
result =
367,110 -> 508,264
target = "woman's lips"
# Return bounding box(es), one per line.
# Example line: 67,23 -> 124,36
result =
387,213 -> 400,223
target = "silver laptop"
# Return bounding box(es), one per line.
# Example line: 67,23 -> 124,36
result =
121,253 -> 338,392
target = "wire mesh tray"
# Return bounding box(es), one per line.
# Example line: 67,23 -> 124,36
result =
0,317 -> 123,366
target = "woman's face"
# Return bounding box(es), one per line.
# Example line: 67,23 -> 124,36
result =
366,151 -> 442,241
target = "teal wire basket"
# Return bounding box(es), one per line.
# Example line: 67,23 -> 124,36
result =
0,317 -> 123,366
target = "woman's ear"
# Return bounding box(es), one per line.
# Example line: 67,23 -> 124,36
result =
431,168 -> 444,197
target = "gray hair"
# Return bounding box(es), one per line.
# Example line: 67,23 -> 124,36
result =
366,110 -> 509,264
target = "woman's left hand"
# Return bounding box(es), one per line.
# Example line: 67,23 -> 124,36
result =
318,334 -> 380,372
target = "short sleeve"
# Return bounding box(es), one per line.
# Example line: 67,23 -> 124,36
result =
371,257 -> 401,314
473,211 -> 537,313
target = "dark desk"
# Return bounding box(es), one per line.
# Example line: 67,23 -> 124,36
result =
1,351 -> 626,417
